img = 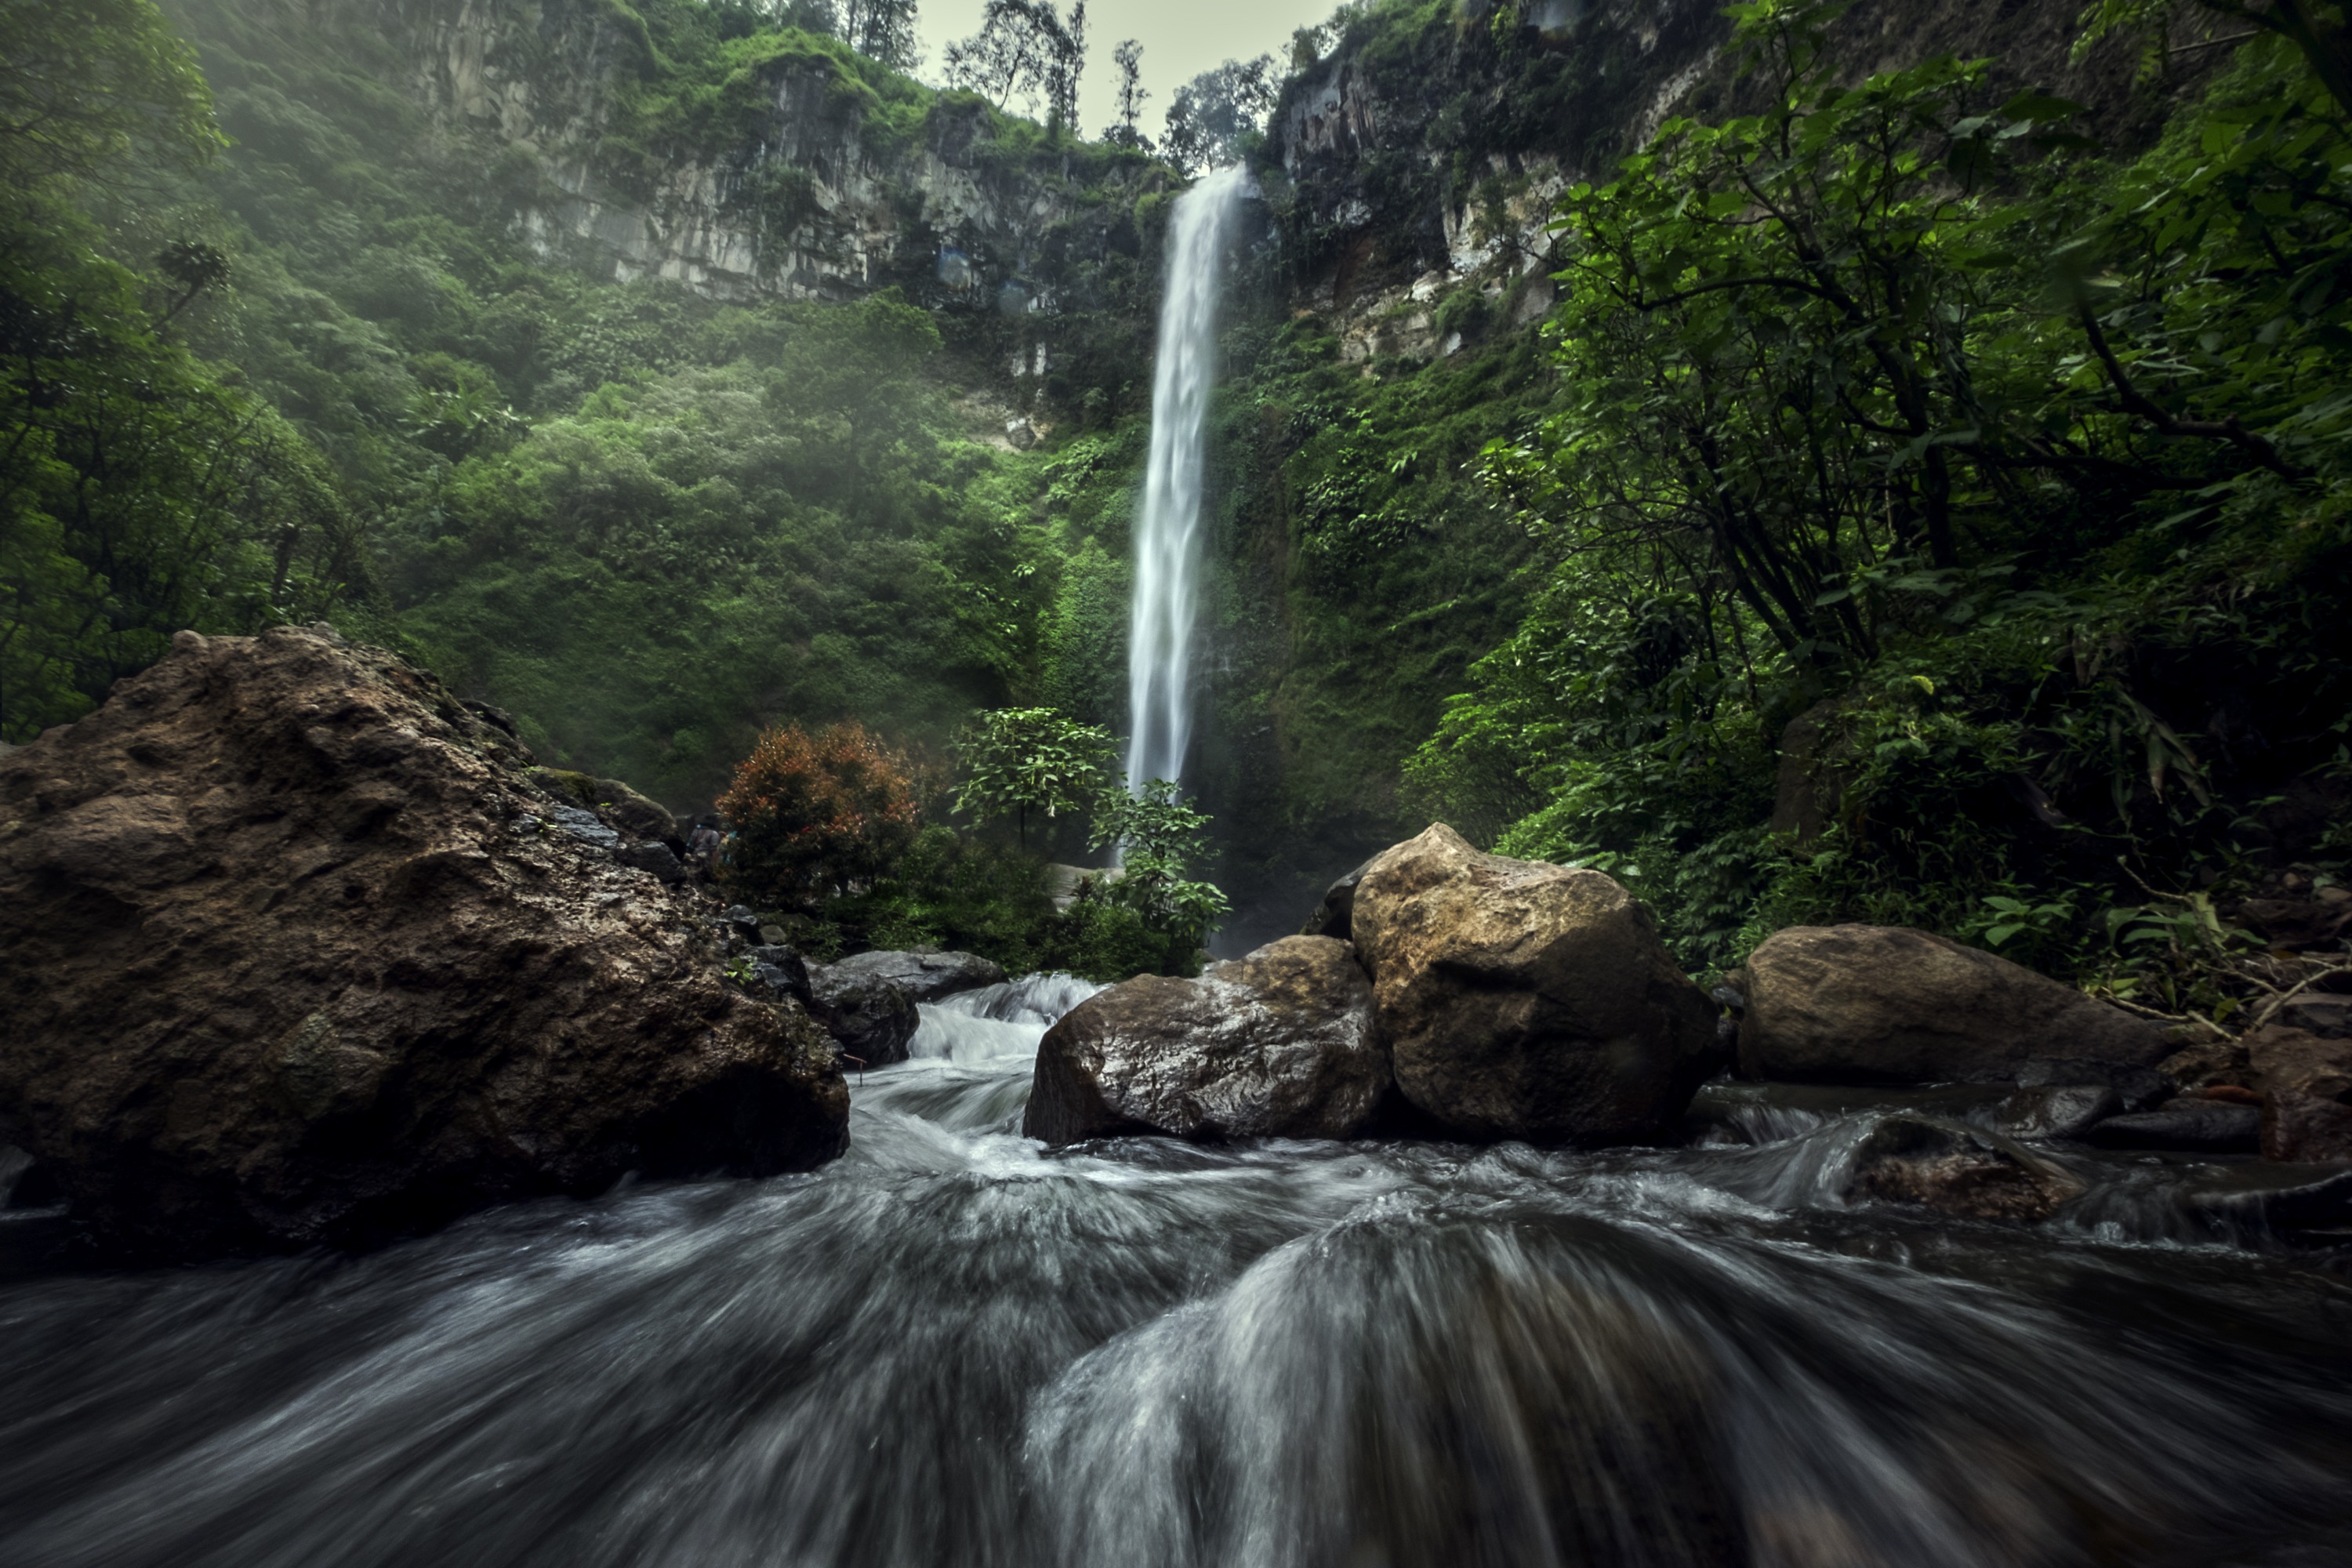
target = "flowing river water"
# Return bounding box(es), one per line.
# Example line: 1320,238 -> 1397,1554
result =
4,974 -> 2352,1568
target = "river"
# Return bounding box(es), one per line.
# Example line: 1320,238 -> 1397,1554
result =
3,975 -> 2350,1567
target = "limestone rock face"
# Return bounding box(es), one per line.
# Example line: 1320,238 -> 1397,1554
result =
0,627 -> 848,1258
1348,826 -> 1718,1144
1025,936 -> 1387,1146
1736,925 -> 2175,1086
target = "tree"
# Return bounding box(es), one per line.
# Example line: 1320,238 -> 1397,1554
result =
718,721 -> 922,903
1087,779 -> 1230,958
943,1 -> 1085,127
1161,56 -> 1275,174
840,0 -> 921,71
954,706 -> 1117,848
0,0 -> 223,191
1103,38 -> 1148,147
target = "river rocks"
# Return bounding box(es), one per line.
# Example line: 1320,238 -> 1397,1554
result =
1025,936 -> 1387,1146
1852,1115 -> 2086,1222
2247,1025 -> 2352,1103
804,962 -> 920,1065
2001,1083 -> 2123,1142
2015,1055 -> 2169,1112
2086,1101 -> 2264,1154
829,948 -> 1007,1003
1735,925 -> 2175,1085
1349,826 -> 1718,1144
2263,1090 -> 2352,1164
0,626 -> 848,1258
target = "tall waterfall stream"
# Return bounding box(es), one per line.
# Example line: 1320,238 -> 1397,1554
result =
1124,167 -> 1249,793
4,974 -> 2352,1566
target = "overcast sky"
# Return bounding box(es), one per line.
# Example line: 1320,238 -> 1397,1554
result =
909,0 -> 1344,143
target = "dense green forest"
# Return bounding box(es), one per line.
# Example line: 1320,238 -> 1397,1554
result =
7,0 -> 2352,1006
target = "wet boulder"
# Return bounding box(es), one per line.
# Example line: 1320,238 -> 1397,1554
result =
2246,1025 -> 2352,1163
1735,926 -> 2175,1086
1852,1115 -> 2087,1222
1025,936 -> 1387,1146
804,962 -> 920,1065
1349,825 -> 1719,1144
828,948 -> 1007,1004
0,627 -> 848,1258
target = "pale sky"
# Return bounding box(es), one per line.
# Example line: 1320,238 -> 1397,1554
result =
909,0 -> 1346,143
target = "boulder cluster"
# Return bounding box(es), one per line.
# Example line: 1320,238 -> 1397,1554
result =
1029,825 -> 1722,1145
1029,828 -> 2352,1189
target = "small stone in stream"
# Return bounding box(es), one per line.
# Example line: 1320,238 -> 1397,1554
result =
2263,1087 -> 2352,1164
2016,1056 -> 2169,1112
2001,1083 -> 2122,1142
2085,1101 -> 2262,1153
1853,1115 -> 2085,1221
615,840 -> 686,883
828,948 -> 1007,1003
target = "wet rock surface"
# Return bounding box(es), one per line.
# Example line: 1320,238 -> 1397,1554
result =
1852,1115 -> 2087,1222
2000,1083 -> 2123,1142
0,627 -> 847,1258
1737,924 -> 2176,1085
1349,825 -> 1719,1143
828,948 -> 1007,1004
2087,1101 -> 2264,1153
1025,935 -> 1387,1146
804,963 -> 920,1066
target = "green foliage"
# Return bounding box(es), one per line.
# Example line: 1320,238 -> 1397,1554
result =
0,0 -> 367,740
955,706 -> 1119,847
1413,2 -> 2352,982
1090,779 -> 1232,961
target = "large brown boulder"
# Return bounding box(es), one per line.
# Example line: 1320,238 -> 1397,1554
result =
1348,825 -> 1719,1144
1734,925 -> 2174,1086
1025,935 -> 1387,1145
0,627 -> 848,1258
2248,1025 -> 2352,1163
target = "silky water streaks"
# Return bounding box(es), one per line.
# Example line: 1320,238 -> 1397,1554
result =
1124,165 -> 1251,795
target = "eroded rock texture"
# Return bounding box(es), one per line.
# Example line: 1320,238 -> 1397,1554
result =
0,626 -> 846,1257
1350,825 -> 1718,1144
1025,935 -> 1387,1146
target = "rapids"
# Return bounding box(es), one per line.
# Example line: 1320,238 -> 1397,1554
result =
3,972 -> 2351,1568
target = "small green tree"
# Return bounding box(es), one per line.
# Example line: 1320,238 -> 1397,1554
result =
954,706 -> 1118,848
1089,778 -> 1230,961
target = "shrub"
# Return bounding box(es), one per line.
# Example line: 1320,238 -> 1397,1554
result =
717,720 -> 920,905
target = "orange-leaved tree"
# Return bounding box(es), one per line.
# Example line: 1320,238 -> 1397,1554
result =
717,721 -> 920,905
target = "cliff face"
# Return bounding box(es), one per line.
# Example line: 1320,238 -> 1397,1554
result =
360,0 -> 1165,315
1263,0 -> 2172,366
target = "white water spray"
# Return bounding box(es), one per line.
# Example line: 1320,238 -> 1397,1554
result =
1125,166 -> 1250,794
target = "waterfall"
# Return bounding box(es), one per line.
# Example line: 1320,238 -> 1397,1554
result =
1124,166 -> 1250,795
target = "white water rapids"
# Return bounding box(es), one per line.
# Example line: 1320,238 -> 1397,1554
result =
5,975 -> 2352,1566
1124,167 -> 1250,794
